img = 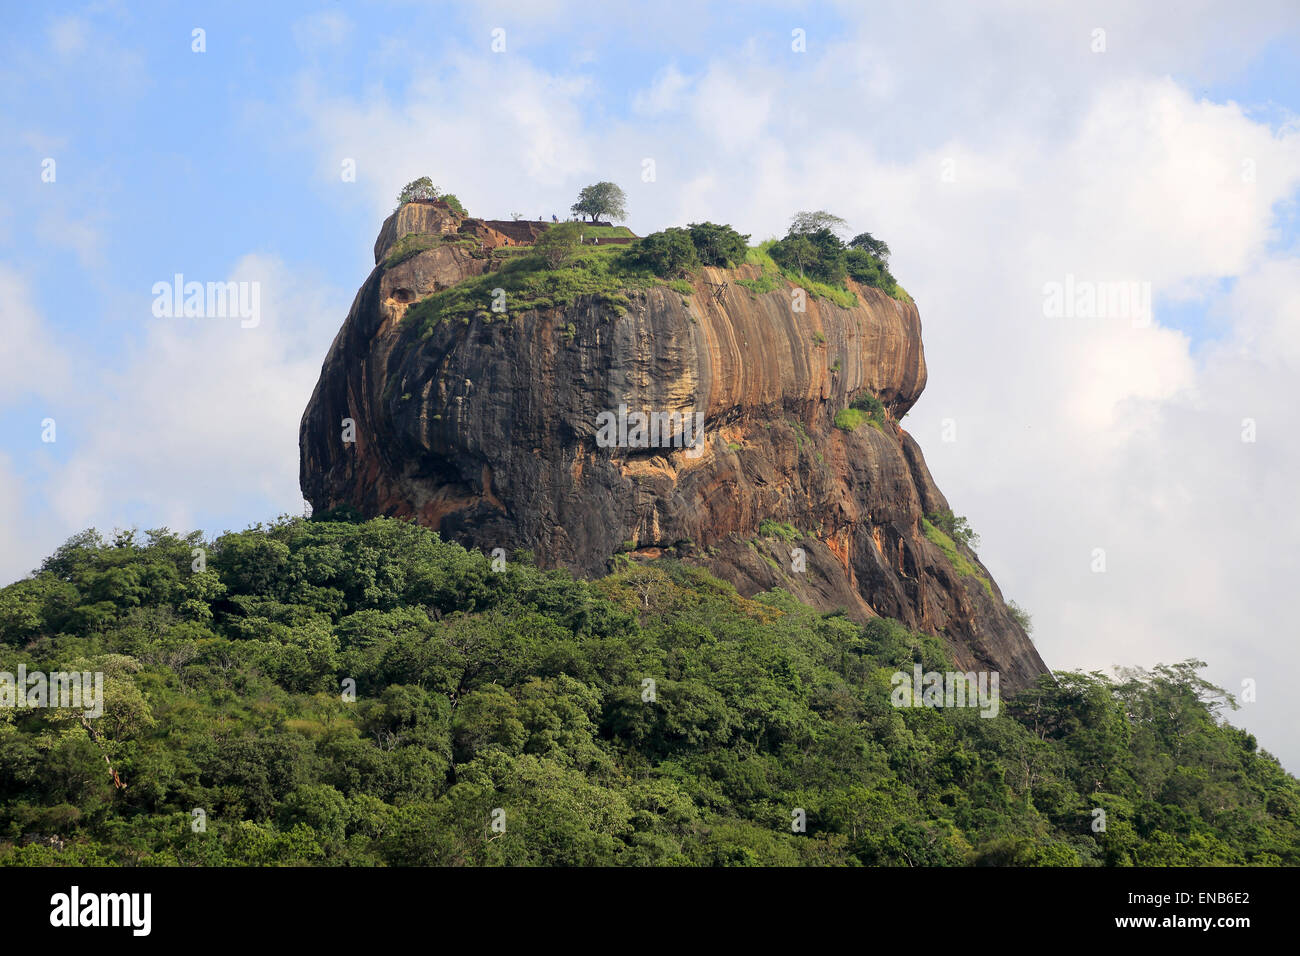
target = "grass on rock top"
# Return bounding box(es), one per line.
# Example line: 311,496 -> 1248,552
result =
400,234 -> 910,337
738,242 -> 858,309
403,245 -> 656,334
385,233 -> 478,268
575,224 -> 635,240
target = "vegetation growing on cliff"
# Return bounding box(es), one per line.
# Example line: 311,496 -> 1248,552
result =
1,518 -> 1296,866
834,407 -> 870,432
743,243 -> 857,308
395,177 -> 467,217
757,519 -> 800,544
834,392 -> 888,434
766,210 -> 912,304
391,202 -> 908,329
402,221 -> 754,333
926,509 -> 980,551
922,517 -> 994,598
385,233 -> 476,268
404,244 -> 648,332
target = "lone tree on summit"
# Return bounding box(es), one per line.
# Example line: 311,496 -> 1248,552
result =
788,210 -> 848,236
571,181 -> 628,223
397,177 -> 439,205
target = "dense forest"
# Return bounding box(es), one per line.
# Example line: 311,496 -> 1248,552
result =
0,516 -> 1295,866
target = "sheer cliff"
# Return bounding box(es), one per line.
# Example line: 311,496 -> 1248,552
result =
300,203 -> 1049,692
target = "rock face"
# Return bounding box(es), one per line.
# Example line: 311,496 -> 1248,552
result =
301,205 -> 1049,692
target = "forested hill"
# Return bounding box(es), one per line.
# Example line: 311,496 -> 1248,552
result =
1,516 -> 1296,866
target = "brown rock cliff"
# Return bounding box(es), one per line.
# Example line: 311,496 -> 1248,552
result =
301,205 -> 1049,692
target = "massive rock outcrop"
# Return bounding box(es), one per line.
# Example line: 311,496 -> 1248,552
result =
301,203 -> 1049,691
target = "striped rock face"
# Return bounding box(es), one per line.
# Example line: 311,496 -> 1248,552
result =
301,213 -> 1048,692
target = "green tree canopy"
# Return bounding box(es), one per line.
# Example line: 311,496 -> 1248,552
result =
571,181 -> 628,223
397,177 -> 439,205
631,227 -> 699,278
1,512 -> 1295,866
687,222 -> 750,267
849,231 -> 891,265
770,228 -> 846,282
534,221 -> 584,269
788,209 -> 848,237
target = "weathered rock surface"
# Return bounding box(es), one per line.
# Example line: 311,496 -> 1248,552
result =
302,207 -> 1049,692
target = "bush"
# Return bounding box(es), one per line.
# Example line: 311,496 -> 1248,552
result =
757,520 -> 799,544
846,248 -> 908,299
534,222 -> 584,269
921,517 -> 992,596
851,392 -> 887,427
687,222 -> 750,267
769,228 -> 847,284
631,228 -> 700,278
848,231 -> 890,264
925,509 -> 979,551
397,177 -> 438,205
834,408 -> 865,432
1007,600 -> 1033,634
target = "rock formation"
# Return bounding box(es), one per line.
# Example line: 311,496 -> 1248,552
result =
301,202 -> 1049,692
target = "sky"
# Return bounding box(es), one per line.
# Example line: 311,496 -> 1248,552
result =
2,0 -> 1299,770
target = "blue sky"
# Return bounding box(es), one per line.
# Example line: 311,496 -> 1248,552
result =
3,0 -> 1300,768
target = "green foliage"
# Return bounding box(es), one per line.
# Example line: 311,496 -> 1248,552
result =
393,179 -> 462,215
925,509 -> 979,551
757,520 -> 799,544
735,274 -> 780,295
788,210 -> 848,237
839,392 -> 887,433
2,519 -> 1294,868
756,217 -> 911,304
921,518 -> 993,597
404,245 -> 648,331
770,228 -> 847,284
571,181 -> 628,223
849,231 -> 891,264
851,392 -> 887,425
846,248 -> 910,302
833,408 -> 866,432
579,225 -> 635,240
396,177 -> 438,205
687,222 -> 750,267
385,233 -> 472,267
630,228 -> 700,278
741,244 -> 856,308
534,221 -> 584,269
1007,600 -> 1033,635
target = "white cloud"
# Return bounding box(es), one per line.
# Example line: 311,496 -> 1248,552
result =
43,254 -> 344,532
0,265 -> 68,403
0,256 -> 347,582
48,16 -> 89,57
293,53 -> 596,220
633,64 -> 689,115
